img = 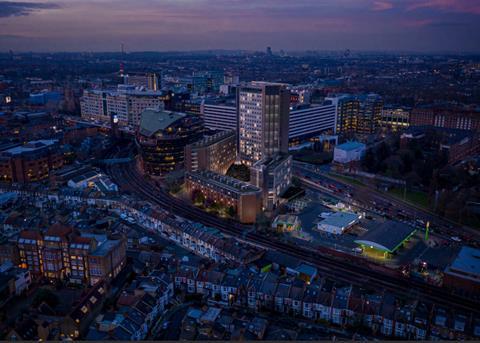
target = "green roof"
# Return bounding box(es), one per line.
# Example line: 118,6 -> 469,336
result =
139,109 -> 185,137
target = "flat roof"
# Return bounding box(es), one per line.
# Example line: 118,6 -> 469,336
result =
186,170 -> 261,194
188,130 -> 235,149
355,221 -> 416,253
319,211 -> 360,229
139,109 -> 185,137
336,141 -> 365,152
445,246 -> 480,281
91,239 -> 121,257
3,139 -> 57,155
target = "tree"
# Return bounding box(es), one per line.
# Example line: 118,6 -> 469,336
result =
362,149 -> 376,173
192,190 -> 205,204
227,206 -> 236,218
32,288 -> 59,308
255,213 -> 271,231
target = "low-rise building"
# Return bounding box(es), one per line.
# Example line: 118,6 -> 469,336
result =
272,215 -> 301,232
444,246 -> 480,296
333,141 -> 366,164
316,211 -> 360,235
185,170 -> 262,223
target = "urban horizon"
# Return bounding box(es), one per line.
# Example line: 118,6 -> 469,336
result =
1,0 -> 479,52
0,1 -> 479,342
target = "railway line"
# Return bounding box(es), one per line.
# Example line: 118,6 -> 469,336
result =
104,152 -> 480,316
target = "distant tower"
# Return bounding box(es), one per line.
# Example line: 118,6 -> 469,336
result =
266,46 -> 273,56
121,43 -> 125,54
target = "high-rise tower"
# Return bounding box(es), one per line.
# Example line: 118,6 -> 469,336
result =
237,82 -> 290,165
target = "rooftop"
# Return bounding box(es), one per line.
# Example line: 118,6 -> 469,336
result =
319,211 -> 360,229
188,130 -> 235,149
445,246 -> 480,282
91,239 -> 122,257
2,139 -> 58,155
335,141 -> 366,152
139,109 -> 186,137
355,221 -> 417,253
186,170 -> 261,194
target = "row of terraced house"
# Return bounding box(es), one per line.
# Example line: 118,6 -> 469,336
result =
173,264 -> 480,340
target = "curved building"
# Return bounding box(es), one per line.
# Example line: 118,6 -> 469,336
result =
137,109 -> 203,176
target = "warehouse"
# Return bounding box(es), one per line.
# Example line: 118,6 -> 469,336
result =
316,211 -> 360,235
355,221 -> 416,258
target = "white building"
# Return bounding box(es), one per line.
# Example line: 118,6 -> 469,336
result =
80,85 -> 166,127
201,97 -> 338,147
68,171 -> 118,193
333,141 -> 366,164
201,102 -> 237,132
289,102 -> 337,141
316,211 -> 360,235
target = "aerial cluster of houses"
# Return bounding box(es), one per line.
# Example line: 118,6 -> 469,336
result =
172,260 -> 480,340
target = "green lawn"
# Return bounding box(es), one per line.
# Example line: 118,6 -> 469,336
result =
328,173 -> 365,187
388,187 -> 430,209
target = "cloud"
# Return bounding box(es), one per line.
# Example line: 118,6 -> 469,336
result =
372,1 -> 394,11
0,1 -> 59,18
406,0 -> 480,15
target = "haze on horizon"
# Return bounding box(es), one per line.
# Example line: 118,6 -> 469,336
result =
0,0 -> 479,53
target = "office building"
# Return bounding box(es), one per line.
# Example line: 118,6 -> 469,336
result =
410,107 -> 480,131
381,106 -> 411,131
185,130 -> 237,174
191,70 -> 225,94
80,85 -> 168,127
238,82 -> 290,165
336,94 -> 383,135
201,100 -> 238,132
0,139 -> 63,183
124,72 -> 160,91
202,97 -> 337,146
29,91 -> 62,106
185,170 -> 262,223
250,153 -> 292,211
289,101 -> 337,144
137,109 -> 203,176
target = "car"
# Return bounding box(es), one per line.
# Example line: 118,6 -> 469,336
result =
451,236 -> 462,242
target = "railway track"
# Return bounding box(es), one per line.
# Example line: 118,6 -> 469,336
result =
104,156 -> 480,315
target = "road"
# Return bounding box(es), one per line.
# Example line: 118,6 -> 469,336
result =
103,149 -> 480,316
293,161 -> 480,245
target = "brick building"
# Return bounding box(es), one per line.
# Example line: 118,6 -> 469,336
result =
185,170 -> 262,223
410,107 -> 480,131
0,139 -> 63,183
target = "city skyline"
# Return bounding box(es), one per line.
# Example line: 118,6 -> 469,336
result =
0,0 -> 479,52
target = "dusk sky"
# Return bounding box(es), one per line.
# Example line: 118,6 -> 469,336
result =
0,0 -> 479,52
